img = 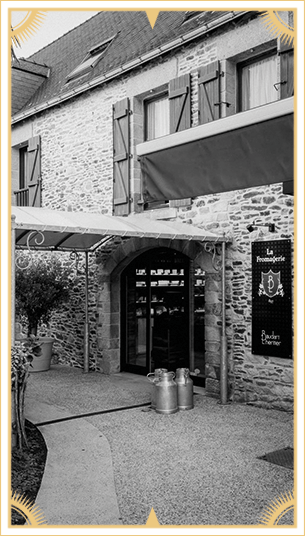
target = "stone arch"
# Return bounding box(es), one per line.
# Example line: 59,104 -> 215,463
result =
96,237 -> 221,380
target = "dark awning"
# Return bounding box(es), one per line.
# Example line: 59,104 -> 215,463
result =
137,98 -> 294,202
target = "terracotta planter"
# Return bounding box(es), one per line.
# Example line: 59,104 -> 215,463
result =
30,337 -> 54,372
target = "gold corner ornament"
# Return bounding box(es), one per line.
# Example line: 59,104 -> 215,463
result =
146,507 -> 161,527
259,490 -> 295,526
11,10 -> 47,47
145,9 -> 160,29
260,10 -> 294,46
11,491 -> 47,526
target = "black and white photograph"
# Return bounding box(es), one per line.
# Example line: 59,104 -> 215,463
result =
2,1 -> 304,532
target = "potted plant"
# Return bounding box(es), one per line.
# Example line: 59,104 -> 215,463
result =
15,255 -> 74,372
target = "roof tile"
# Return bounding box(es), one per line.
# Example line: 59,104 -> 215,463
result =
12,10 -> 245,118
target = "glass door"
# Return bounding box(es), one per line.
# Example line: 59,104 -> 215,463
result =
121,248 -> 202,376
193,268 -> 206,385
121,257 -> 149,373
150,250 -> 189,371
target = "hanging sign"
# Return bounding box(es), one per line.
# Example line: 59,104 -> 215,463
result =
252,239 -> 292,358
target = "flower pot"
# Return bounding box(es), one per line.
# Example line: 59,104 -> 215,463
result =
30,337 -> 54,372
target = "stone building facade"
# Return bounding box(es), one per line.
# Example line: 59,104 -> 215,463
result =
11,10 -> 294,410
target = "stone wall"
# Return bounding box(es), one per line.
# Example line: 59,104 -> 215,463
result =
11,13 -> 294,410
15,250 -> 101,370
180,184 -> 294,411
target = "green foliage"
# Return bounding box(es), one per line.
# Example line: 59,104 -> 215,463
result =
15,256 -> 74,336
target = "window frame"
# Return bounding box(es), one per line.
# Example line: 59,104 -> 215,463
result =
143,90 -> 169,142
19,144 -> 28,190
142,91 -> 170,210
237,48 -> 278,112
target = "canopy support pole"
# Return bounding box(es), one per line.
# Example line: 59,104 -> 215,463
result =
220,241 -> 228,404
83,251 -> 90,373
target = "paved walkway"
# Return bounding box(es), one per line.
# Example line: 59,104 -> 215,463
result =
25,366 -> 294,527
25,400 -> 121,526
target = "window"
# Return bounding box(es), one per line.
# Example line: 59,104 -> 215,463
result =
182,11 -> 204,24
144,94 -> 169,141
19,145 -> 28,191
239,53 -> 279,112
143,94 -> 170,209
13,136 -> 41,207
182,11 -> 221,25
66,35 -> 116,82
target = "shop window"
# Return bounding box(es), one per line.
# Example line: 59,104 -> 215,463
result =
238,53 -> 279,112
144,93 -> 169,141
13,136 -> 41,207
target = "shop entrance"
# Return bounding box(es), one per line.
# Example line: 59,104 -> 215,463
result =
121,248 -> 205,384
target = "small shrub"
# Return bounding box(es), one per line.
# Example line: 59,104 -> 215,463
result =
15,256 -> 74,336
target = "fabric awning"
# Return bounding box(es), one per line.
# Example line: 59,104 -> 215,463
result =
12,206 -> 228,252
137,98 -> 294,202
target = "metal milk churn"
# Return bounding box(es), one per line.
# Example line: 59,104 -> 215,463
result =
147,368 -> 168,410
155,371 -> 178,414
176,368 -> 194,410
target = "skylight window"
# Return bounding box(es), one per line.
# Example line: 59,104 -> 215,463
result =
182,11 -> 214,24
66,35 -> 116,82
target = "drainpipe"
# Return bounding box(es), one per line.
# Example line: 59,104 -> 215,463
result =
220,241 -> 228,404
83,251 -> 89,373
11,215 -> 16,347
11,215 -> 17,448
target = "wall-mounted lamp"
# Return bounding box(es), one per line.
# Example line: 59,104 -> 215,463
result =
246,222 -> 275,233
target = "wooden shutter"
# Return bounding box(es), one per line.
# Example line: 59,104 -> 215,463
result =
113,98 -> 130,216
27,135 -> 41,207
283,180 -> 293,195
168,75 -> 192,207
198,60 -> 221,124
279,42 -> 294,99
169,74 -> 191,133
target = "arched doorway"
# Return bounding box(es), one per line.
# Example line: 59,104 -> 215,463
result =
121,247 -> 205,383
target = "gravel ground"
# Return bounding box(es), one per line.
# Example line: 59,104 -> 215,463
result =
26,366 -> 294,526
26,366 -> 151,414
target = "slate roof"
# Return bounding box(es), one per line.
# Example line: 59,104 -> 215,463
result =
11,10 -> 255,121
12,58 -> 50,77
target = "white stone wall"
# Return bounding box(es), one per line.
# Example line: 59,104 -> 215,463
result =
11,13 -> 294,410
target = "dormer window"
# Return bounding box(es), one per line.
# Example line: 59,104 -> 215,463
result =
66,35 -> 116,82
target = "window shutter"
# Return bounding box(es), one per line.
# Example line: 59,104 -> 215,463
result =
198,60 -> 221,124
169,74 -> 191,133
279,42 -> 294,99
113,98 -> 130,216
168,75 -> 192,207
27,135 -> 41,207
283,180 -> 294,195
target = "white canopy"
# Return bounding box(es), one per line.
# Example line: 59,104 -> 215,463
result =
12,206 -> 228,251
11,206 -> 228,386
